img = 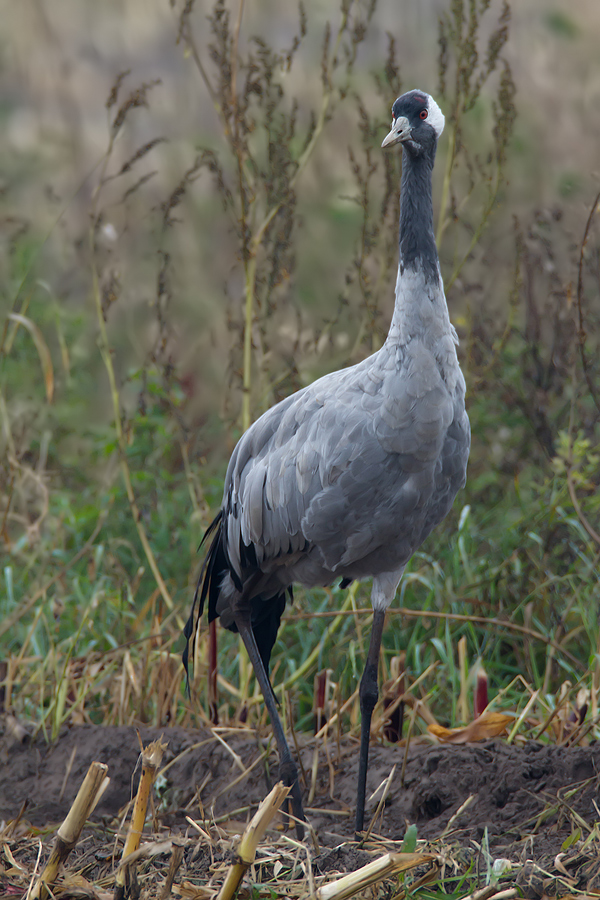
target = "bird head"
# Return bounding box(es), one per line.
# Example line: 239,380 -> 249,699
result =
381,90 -> 445,156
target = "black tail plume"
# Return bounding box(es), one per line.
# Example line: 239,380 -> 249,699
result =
183,512 -> 294,694
182,511 -> 223,695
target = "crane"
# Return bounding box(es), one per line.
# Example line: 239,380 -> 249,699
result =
184,89 -> 470,838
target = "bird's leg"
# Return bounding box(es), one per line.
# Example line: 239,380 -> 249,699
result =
234,610 -> 306,839
355,608 -> 386,835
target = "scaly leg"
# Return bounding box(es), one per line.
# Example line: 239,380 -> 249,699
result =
234,611 -> 306,839
355,608 -> 386,835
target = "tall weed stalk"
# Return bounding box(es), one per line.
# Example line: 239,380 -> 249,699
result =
175,0 -> 379,429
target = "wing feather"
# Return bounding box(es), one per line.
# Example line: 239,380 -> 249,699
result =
220,337 -> 465,584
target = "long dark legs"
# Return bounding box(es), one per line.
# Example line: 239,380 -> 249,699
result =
355,608 -> 386,835
234,604 -> 385,838
234,611 -> 306,839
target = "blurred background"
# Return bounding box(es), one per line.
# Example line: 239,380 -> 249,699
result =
1,0 -> 599,736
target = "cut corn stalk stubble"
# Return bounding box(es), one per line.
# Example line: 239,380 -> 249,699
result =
114,737 -> 167,900
30,761 -> 110,900
307,850 -> 435,900
216,781 -> 291,900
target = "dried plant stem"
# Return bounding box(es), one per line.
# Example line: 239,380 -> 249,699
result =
440,793 -> 476,838
180,439 -> 203,517
239,13 -> 348,431
240,102 -> 332,428
473,229 -> 522,378
30,762 -> 110,900
458,888 -> 517,900
230,0 -> 245,109
457,635 -> 468,723
159,842 -> 185,900
46,597 -> 95,740
400,702 -> 418,788
436,118 -> 456,245
314,686 -> 359,742
284,605 -> 584,671
446,166 -> 502,290
7,313 -> 54,402
435,1 -> 515,284
241,255 -> 257,431
281,584 -> 358,692
216,782 -> 290,900
364,764 -> 396,841
566,469 -> 600,547
114,738 -> 167,900
575,187 -> 600,414
307,851 -> 434,900
507,690 -> 539,744
89,151 -> 174,612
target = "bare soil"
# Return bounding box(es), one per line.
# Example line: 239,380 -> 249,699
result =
2,722 -> 600,897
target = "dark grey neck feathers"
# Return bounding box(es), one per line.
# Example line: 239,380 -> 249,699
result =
399,143 -> 439,284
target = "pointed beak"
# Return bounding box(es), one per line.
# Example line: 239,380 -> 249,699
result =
381,115 -> 411,149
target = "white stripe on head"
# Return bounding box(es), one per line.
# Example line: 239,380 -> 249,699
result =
426,94 -> 445,138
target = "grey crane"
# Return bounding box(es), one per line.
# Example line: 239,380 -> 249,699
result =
184,89 -> 470,838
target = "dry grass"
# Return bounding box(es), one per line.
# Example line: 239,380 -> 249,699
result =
3,622 -> 600,747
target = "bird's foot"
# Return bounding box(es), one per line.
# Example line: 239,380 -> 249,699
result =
279,759 -> 306,840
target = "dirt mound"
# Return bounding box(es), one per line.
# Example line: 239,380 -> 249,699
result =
2,723 -> 600,895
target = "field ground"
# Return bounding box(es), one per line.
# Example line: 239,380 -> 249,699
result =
2,722 -> 600,898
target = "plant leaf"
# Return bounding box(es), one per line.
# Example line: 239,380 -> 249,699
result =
428,711 -> 513,744
8,312 -> 54,403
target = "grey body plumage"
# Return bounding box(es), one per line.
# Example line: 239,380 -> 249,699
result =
184,89 -> 470,837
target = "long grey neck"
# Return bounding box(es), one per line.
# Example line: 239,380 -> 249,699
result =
385,141 -> 454,351
398,143 -> 439,284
